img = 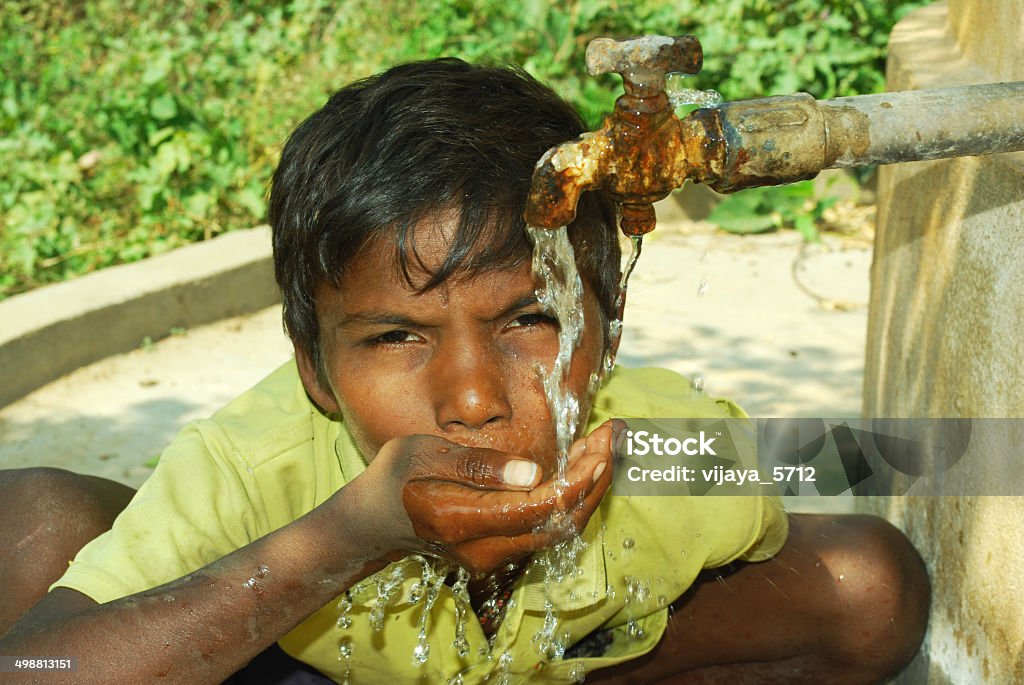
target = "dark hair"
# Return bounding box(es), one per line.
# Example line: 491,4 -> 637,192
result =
269,58 -> 620,379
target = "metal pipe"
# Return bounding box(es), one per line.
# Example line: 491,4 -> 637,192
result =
696,82 -> 1024,193
821,82 -> 1024,167
524,35 -> 1024,235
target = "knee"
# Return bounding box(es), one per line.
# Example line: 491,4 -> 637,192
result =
0,467 -> 134,551
817,514 -> 930,677
0,468 -> 133,634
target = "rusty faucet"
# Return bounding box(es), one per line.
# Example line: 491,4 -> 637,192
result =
525,35 -> 704,237
525,34 -> 1024,237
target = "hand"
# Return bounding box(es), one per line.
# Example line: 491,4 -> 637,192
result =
346,421 -> 619,575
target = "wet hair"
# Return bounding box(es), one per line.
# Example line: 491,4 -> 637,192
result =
269,58 -> 620,380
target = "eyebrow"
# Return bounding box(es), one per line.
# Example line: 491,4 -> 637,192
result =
336,293 -> 542,331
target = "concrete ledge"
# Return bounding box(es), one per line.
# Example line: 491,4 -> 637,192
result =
0,227 -> 279,409
864,2 -> 1024,684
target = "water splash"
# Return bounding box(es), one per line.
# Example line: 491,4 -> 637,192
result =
495,652 -> 515,685
412,556 -> 450,667
528,226 -> 585,485
336,591 -> 354,683
369,563 -> 408,631
607,235 -> 644,375
337,641 -> 352,684
666,72 -> 724,110
450,567 -> 472,659
527,226 -> 598,661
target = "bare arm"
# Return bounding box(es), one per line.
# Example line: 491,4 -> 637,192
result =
0,484 -> 386,684
0,422 -> 614,684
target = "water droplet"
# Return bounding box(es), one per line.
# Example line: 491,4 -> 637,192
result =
412,641 -> 430,665
625,619 -> 646,641
657,595 -> 668,607
569,662 -> 586,682
452,635 -> 469,658
622,537 -> 635,550
838,573 -> 845,582
691,377 -> 704,393
697,279 -> 709,296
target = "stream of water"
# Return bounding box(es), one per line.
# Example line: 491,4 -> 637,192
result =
335,225 -> 643,684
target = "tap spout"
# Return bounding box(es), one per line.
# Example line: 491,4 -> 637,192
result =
525,130 -> 614,231
524,35 -> 703,237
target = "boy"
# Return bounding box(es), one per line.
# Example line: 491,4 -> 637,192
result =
0,59 -> 928,683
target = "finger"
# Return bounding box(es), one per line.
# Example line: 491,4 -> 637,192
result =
570,448 -> 613,533
403,452 -> 604,544
399,436 -> 542,491
447,535 -> 544,575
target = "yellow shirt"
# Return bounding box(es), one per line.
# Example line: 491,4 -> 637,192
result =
54,362 -> 786,684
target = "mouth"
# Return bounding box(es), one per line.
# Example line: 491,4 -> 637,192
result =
438,425 -> 557,473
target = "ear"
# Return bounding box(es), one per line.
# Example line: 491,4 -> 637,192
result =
294,343 -> 340,413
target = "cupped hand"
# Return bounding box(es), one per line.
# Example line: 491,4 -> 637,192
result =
348,420 -> 619,575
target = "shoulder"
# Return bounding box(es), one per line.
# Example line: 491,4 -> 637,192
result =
588,366 -> 747,425
193,360 -> 323,469
152,359 -> 345,527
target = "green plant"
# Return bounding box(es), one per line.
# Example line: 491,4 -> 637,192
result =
1,0 -> 926,298
706,182 -> 839,241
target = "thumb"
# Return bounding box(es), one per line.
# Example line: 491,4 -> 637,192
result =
406,441 -> 542,491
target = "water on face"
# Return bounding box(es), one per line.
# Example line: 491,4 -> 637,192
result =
527,226 -> 591,662
524,225 -> 650,666
528,226 -> 586,485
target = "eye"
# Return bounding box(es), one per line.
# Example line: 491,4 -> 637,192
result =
368,330 -> 418,346
507,312 -> 558,329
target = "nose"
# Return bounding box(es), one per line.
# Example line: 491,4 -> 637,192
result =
433,337 -> 512,432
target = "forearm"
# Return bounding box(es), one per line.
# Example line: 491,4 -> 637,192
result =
0,487 -> 387,684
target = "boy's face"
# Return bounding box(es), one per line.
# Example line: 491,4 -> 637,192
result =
295,216 -> 606,474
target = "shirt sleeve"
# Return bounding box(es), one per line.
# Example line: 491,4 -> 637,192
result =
51,420 -> 263,603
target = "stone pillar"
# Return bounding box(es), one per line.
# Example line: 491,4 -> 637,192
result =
862,1 -> 1024,682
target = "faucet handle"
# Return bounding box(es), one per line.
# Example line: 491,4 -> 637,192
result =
586,35 -> 702,96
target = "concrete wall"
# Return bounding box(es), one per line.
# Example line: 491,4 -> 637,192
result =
862,1 -> 1024,682
0,227 -> 279,409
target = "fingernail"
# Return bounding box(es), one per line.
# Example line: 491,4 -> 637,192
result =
592,462 -> 607,483
504,460 -> 538,487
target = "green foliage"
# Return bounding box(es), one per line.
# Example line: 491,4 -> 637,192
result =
1,0 -> 926,297
707,182 -> 839,241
